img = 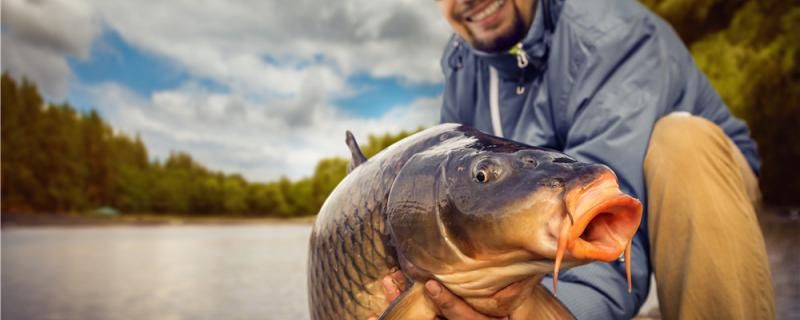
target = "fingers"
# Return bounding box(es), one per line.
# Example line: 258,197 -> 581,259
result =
382,270 -> 407,302
389,270 -> 407,291
382,275 -> 401,302
425,280 -> 507,320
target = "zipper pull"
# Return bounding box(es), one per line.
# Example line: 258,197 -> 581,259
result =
516,76 -> 526,95
509,43 -> 529,69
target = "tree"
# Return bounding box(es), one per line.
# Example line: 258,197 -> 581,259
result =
644,0 -> 800,206
1,74 -> 435,215
247,182 -> 292,217
222,174 -> 248,215
82,110 -> 115,207
309,158 -> 348,213
2,74 -> 46,211
39,103 -> 89,211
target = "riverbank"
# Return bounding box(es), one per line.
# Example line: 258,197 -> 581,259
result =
1,212 -> 316,227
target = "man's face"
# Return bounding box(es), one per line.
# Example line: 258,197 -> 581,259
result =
438,0 -> 535,52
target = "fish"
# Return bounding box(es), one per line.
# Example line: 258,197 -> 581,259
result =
307,124 -> 642,319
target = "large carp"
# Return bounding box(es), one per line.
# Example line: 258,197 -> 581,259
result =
307,124 -> 642,319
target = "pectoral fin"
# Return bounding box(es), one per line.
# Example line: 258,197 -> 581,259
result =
378,282 -> 437,320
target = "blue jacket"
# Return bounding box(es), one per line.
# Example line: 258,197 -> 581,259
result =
439,0 -> 759,318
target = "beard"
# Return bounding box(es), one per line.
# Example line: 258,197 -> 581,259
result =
469,5 -> 529,53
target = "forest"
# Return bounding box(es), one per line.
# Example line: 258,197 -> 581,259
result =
1,0 -> 797,216
1,74 -> 417,216
641,0 -> 799,206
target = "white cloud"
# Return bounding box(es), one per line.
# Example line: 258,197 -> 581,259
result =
2,0 -> 97,98
2,0 -> 452,181
86,0 -> 450,93
84,82 -> 440,180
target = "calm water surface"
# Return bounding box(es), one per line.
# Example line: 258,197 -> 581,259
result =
2,224 -> 312,320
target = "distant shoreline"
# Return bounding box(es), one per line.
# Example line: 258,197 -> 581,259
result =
1,212 -> 316,227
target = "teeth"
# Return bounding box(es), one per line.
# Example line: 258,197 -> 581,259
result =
472,0 -> 504,22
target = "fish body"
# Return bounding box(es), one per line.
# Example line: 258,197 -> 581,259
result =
307,124 -> 642,319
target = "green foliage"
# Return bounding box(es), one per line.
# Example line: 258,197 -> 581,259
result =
641,0 -> 746,45
1,73 -> 419,216
309,158 -> 349,212
645,0 -> 800,205
247,182 -> 291,216
360,129 -> 422,158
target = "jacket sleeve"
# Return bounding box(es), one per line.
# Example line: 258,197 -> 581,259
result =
540,3 -> 758,319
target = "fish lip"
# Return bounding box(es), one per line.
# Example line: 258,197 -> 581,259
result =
550,170 -> 641,293
565,190 -> 642,262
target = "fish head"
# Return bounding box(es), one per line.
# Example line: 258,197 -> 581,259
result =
386,126 -> 642,315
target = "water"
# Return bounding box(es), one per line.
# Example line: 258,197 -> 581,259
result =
2,224 -> 312,320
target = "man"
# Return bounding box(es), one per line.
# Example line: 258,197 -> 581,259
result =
381,0 -> 776,318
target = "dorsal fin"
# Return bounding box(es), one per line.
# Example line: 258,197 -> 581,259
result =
345,130 -> 367,173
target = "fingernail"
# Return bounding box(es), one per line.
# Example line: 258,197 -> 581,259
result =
425,280 -> 441,296
382,277 -> 394,293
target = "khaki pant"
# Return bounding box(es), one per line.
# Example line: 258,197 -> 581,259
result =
644,114 -> 775,319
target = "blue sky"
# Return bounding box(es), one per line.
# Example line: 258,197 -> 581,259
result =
335,73 -> 443,118
66,29 -> 444,118
3,0 -> 451,180
68,29 -> 190,99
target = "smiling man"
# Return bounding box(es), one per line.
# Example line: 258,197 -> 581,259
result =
378,0 -> 776,319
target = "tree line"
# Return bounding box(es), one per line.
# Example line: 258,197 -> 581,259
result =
642,0 -> 799,206
1,74 -> 418,216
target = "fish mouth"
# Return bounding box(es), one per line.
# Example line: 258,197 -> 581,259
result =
568,194 -> 641,261
553,170 -> 643,292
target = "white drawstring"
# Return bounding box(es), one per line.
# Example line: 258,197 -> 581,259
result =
489,66 -> 503,138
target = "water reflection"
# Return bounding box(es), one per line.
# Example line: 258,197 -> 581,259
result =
2,225 -> 311,320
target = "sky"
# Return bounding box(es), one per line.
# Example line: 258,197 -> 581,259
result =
1,0 -> 453,181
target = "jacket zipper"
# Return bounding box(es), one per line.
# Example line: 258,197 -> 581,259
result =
490,43 -> 530,138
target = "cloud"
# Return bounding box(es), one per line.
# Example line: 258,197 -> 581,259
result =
3,0 -> 451,97
83,82 -> 440,180
2,0 -> 98,98
2,0 -> 452,181
85,0 -> 450,90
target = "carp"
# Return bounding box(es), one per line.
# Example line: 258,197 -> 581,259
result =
307,124 -> 642,319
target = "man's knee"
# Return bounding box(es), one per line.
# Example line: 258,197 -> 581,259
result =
645,113 -> 729,169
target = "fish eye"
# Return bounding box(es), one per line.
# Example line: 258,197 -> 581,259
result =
475,169 -> 489,183
472,158 -> 500,184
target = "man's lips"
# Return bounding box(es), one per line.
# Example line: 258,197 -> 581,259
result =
463,0 -> 505,23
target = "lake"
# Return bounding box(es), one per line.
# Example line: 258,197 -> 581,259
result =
2,224 -> 312,320
3,210 -> 796,319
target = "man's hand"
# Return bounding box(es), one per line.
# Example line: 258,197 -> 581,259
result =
369,271 -> 507,320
